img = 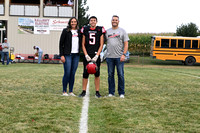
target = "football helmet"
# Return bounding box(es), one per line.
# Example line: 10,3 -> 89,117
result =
86,62 -> 98,74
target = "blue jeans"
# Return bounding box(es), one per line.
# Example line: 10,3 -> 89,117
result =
38,52 -> 43,64
62,54 -> 79,93
0,51 -> 2,61
106,58 -> 125,95
2,52 -> 9,65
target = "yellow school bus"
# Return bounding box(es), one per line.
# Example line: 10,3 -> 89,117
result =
150,36 -> 200,65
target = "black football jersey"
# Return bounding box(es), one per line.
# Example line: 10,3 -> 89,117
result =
81,26 -> 106,54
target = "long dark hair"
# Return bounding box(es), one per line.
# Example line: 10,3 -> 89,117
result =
67,17 -> 79,32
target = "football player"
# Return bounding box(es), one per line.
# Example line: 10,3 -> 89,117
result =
79,16 -> 106,98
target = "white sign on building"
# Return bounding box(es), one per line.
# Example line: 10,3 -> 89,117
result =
34,18 -> 50,34
49,19 -> 69,31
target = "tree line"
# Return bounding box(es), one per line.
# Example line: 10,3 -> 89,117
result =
78,0 -> 200,55
128,22 -> 200,55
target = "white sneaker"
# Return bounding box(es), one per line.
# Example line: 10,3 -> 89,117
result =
108,94 -> 114,97
119,94 -> 124,98
69,92 -> 76,96
63,93 -> 69,96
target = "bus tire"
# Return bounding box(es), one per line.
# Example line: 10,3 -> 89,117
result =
185,56 -> 196,66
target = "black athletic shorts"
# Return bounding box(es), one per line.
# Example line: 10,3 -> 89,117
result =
83,54 -> 101,79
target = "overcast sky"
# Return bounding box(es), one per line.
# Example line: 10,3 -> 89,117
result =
86,0 -> 200,33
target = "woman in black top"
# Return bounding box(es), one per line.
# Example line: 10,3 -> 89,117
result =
59,17 -> 82,96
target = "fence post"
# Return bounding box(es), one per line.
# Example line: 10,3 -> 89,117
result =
142,52 -> 144,66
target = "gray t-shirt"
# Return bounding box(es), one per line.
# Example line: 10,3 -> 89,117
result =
105,27 -> 129,58
2,43 -> 10,52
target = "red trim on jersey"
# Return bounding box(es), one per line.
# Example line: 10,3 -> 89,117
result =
90,27 -> 96,30
102,27 -> 106,33
81,27 -> 84,33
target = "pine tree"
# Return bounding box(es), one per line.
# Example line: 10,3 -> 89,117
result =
176,22 -> 199,37
78,0 -> 90,28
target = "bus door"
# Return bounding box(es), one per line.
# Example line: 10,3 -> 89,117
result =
150,36 -> 155,57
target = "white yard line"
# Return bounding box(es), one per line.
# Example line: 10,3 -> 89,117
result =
79,79 -> 90,133
160,69 -> 200,79
178,72 -> 200,79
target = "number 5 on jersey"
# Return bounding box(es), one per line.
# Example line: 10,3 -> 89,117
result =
89,33 -> 96,45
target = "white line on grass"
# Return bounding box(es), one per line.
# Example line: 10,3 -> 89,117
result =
165,69 -> 200,79
177,72 -> 200,79
159,69 -> 200,79
79,79 -> 90,133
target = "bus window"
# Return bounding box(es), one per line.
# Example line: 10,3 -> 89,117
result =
156,41 -> 160,47
185,40 -> 191,49
178,40 -> 184,48
192,40 -> 198,49
161,39 -> 169,48
171,39 -> 176,48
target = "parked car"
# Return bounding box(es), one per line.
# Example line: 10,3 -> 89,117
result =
100,44 -> 107,62
124,51 -> 130,63
100,44 -> 130,63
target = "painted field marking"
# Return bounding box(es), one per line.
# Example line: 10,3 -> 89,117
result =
79,79 -> 90,133
163,69 -> 200,79
177,72 -> 200,79
150,69 -> 200,79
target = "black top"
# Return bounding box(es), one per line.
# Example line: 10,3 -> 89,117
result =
81,26 -> 106,55
59,28 -> 82,56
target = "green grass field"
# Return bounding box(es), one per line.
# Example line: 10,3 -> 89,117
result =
0,57 -> 200,132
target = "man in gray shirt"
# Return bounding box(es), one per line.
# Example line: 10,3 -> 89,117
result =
105,15 -> 129,98
33,46 -> 43,64
1,38 -> 10,65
